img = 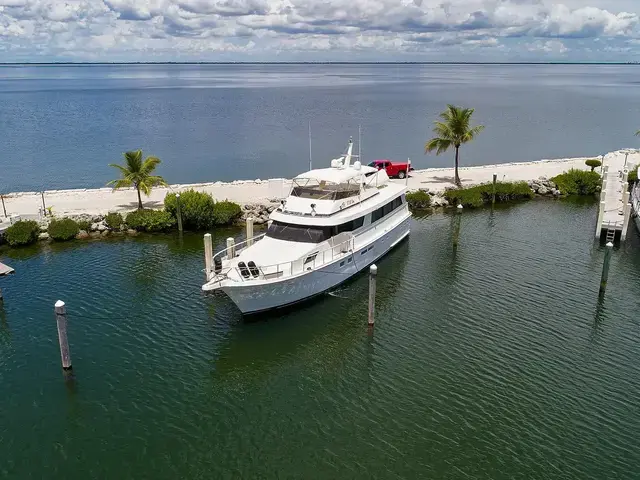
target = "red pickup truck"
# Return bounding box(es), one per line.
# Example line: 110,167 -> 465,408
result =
368,160 -> 414,179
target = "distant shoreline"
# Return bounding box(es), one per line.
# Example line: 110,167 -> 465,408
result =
1,62 -> 639,66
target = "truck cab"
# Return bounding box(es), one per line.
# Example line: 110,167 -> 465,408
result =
368,160 -> 413,179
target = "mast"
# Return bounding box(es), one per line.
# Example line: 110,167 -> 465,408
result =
358,124 -> 362,165
308,121 -> 313,171
344,137 -> 353,168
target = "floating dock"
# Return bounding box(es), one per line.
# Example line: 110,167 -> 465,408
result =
596,150 -> 638,243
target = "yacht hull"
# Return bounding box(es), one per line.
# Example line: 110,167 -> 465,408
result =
219,214 -> 411,315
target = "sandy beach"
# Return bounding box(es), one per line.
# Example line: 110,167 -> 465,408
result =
1,149 -> 637,220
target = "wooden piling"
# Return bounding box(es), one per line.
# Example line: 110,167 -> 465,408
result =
599,242 -> 613,297
226,237 -> 235,259
176,193 -> 183,233
54,300 -> 72,370
1,194 -> 6,217
0,287 -> 3,303
492,173 -> 497,205
203,233 -> 213,281
368,264 -> 377,326
246,217 -> 254,246
41,191 -> 47,216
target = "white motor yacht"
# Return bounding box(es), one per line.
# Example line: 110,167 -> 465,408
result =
202,137 -> 412,314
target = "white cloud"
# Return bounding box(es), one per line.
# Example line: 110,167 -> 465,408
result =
0,0 -> 638,60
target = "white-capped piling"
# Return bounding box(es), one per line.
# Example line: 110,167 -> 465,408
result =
492,173 -> 497,205
599,242 -> 614,297
453,204 -> 463,248
54,300 -> 72,370
246,217 -> 254,246
176,193 -> 183,233
368,264 -> 377,326
203,233 -> 213,281
226,237 -> 235,259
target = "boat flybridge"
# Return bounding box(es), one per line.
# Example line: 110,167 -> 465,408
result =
202,137 -> 412,314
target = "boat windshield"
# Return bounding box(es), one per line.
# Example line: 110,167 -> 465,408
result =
291,178 -> 360,200
266,220 -> 331,243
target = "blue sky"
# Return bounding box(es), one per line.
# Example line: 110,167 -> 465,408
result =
0,0 -> 639,62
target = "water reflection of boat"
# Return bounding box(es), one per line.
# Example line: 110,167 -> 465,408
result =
202,137 -> 411,315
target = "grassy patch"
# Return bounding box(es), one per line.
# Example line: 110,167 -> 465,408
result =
551,169 -> 601,196
406,190 -> 432,209
444,181 -> 534,208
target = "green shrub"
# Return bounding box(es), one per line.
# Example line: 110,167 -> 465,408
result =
406,190 -> 432,209
165,190 -> 216,230
48,218 -> 80,241
628,165 -> 638,186
585,159 -> 602,172
551,169 -> 601,196
165,190 -> 242,229
105,212 -> 124,230
126,209 -> 176,232
76,220 -> 92,232
444,181 -> 534,208
212,200 -> 242,225
4,220 -> 40,246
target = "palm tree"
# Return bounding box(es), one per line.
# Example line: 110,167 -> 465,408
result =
108,150 -> 167,209
425,105 -> 485,187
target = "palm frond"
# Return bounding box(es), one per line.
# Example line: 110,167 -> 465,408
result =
107,178 -> 133,189
635,130 -> 640,137
140,156 -> 162,175
425,137 -> 452,155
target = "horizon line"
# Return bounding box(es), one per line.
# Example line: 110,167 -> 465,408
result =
0,61 -> 639,66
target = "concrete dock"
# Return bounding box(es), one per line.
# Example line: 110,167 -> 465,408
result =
596,150 -> 639,243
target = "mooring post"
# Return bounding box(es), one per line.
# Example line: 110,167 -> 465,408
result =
595,200 -> 605,238
226,237 -> 235,259
1,194 -> 6,217
176,193 -> 183,233
41,191 -> 47,216
599,242 -> 614,297
54,300 -> 72,371
203,233 -> 213,281
453,204 -> 463,247
368,264 -> 377,326
246,217 -> 254,246
0,287 -> 3,303
405,158 -> 411,186
492,173 -> 497,205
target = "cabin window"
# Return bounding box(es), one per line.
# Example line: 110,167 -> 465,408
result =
370,195 -> 403,224
333,216 -> 365,235
266,221 -> 331,243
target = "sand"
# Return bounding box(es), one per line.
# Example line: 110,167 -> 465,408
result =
1,149 -> 637,220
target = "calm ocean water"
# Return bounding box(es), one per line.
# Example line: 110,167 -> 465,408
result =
1,64 -> 640,193
1,200 -> 640,478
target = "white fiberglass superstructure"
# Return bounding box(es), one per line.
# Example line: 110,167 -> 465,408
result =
202,137 -> 411,314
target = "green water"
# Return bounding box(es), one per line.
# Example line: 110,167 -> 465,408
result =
1,200 -> 640,479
